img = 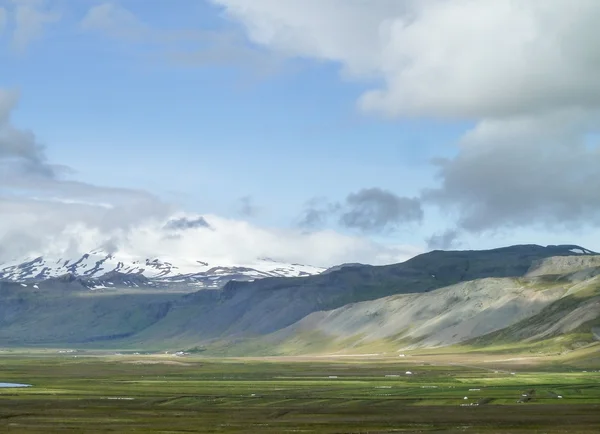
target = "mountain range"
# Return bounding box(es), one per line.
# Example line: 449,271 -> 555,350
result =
0,250 -> 325,290
0,244 -> 599,357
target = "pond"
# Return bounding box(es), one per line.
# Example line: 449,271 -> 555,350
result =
0,383 -> 31,388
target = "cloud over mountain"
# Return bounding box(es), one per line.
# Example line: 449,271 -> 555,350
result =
0,88 -> 170,259
5,1 -> 600,265
0,89 -> 420,266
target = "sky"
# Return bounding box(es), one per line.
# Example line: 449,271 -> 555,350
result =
2,0 -> 600,267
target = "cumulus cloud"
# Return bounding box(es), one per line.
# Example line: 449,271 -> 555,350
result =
212,0 -> 600,119
0,199 -> 422,266
13,1 -> 600,261
0,90 -> 422,266
299,188 -> 422,233
0,90 -> 163,216
211,0 -> 408,79
214,0 -> 600,236
423,111 -> 600,232
0,192 -> 171,261
341,188 -> 423,232
0,203 -> 422,267
0,89 -> 171,261
120,214 -> 423,267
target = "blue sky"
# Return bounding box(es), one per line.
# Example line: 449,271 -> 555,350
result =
2,0 -> 600,265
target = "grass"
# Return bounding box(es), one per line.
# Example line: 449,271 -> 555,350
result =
0,350 -> 599,432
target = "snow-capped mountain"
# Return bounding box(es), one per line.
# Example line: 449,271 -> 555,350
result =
0,250 -> 325,289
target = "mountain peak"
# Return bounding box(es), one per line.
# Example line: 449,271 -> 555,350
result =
0,251 -> 325,289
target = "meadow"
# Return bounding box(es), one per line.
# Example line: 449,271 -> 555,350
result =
0,349 -> 599,433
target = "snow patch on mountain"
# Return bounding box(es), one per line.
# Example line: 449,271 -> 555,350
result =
0,250 -> 325,288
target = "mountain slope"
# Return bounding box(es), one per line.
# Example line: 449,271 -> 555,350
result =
0,280 -> 176,345
0,244 -> 598,353
257,273 -> 599,355
130,244 -> 597,343
230,253 -> 600,356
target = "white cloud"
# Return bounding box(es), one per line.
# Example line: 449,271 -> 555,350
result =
0,204 -> 422,266
213,0 -> 600,240
210,0 -> 405,79
212,0 -> 600,119
119,214 -> 422,267
0,89 -> 421,266
10,0 -> 61,52
0,195 -> 416,271
0,88 -> 173,259
423,110 -> 600,232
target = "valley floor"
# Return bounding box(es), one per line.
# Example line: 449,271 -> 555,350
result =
0,348 -> 599,433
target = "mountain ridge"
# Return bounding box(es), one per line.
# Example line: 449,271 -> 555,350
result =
0,243 -> 598,356
0,250 -> 325,289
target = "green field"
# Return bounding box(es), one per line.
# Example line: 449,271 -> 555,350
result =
0,350 -> 599,433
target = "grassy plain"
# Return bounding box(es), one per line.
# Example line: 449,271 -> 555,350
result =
0,347 -> 599,433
